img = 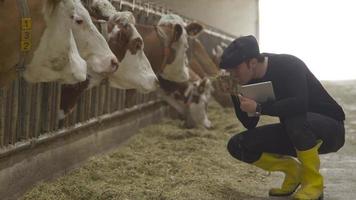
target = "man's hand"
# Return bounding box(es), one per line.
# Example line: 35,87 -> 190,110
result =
238,94 -> 257,113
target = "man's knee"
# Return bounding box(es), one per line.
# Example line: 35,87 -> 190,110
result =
227,133 -> 260,163
227,134 -> 243,160
321,132 -> 345,153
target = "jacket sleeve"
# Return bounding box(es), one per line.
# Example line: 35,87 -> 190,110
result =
231,95 -> 259,129
261,59 -> 308,118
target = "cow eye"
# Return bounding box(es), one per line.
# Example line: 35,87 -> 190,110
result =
75,19 -> 84,25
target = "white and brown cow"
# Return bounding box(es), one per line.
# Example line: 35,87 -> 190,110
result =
136,14 -> 213,128
60,0 -> 158,118
89,0 -> 158,91
188,38 -> 233,107
23,0 -> 118,84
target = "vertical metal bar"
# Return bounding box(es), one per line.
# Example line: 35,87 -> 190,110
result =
54,83 -> 61,130
86,88 -> 92,120
16,78 -> 26,141
4,85 -> 11,146
29,83 -> 36,138
48,83 -> 54,132
34,83 -> 42,138
10,79 -> 19,144
82,90 -> 87,121
111,88 -> 116,113
93,86 -> 99,118
73,97 -> 78,125
78,94 -> 84,122
115,89 -> 120,111
49,83 -> 55,131
0,87 -> 5,147
98,84 -> 105,115
24,82 -> 32,140
121,89 -> 126,110
105,84 -> 111,114
84,89 -> 89,121
49,82 -> 58,131
41,83 -> 49,135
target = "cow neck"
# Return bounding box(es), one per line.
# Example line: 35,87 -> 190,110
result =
157,75 -> 198,105
154,25 -> 174,74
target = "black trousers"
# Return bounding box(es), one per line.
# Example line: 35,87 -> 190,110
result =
227,112 -> 345,163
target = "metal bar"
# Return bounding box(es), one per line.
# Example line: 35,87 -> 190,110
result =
93,87 -> 99,118
10,79 -> 19,144
111,88 -> 117,113
98,84 -> 105,115
78,93 -> 84,123
0,99 -> 163,159
86,88 -> 92,120
41,83 -> 50,135
29,83 -> 36,138
115,89 -> 121,111
16,78 -> 26,141
105,84 -> 111,114
24,82 -> 32,139
0,87 -> 5,147
34,84 -> 42,138
54,83 -> 61,130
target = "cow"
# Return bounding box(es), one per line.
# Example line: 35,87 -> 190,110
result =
187,37 -> 233,107
136,14 -> 214,128
59,0 -> 158,119
22,0 -> 119,84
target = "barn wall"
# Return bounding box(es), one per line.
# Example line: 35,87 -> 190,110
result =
148,0 -> 259,37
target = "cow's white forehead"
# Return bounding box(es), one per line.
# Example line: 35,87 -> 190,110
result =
73,0 -> 91,20
158,14 -> 186,27
109,11 -> 136,25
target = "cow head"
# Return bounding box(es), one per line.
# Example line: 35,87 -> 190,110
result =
24,0 -> 87,84
107,12 -> 158,93
71,0 -> 119,84
186,78 -> 214,129
156,14 -> 203,83
23,0 -> 118,84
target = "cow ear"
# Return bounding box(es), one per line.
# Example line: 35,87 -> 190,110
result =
173,24 -> 183,42
186,22 -> 203,37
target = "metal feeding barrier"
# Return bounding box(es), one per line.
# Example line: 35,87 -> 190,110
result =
0,0 -> 233,157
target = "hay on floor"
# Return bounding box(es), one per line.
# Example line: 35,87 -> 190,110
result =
22,101 -> 278,200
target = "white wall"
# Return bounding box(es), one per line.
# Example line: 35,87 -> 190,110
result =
259,0 -> 356,80
149,0 -> 259,37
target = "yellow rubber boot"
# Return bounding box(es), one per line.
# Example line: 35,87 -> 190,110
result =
293,141 -> 324,200
253,153 -> 301,196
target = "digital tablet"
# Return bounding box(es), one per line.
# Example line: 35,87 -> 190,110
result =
240,81 -> 275,103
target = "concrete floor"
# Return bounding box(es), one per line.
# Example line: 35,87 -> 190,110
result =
321,82 -> 356,200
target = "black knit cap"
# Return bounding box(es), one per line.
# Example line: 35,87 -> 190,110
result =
219,35 -> 260,69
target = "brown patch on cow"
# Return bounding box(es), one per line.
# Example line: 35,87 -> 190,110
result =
108,23 -> 131,61
136,24 -> 177,74
186,22 -> 204,37
157,75 -> 189,96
